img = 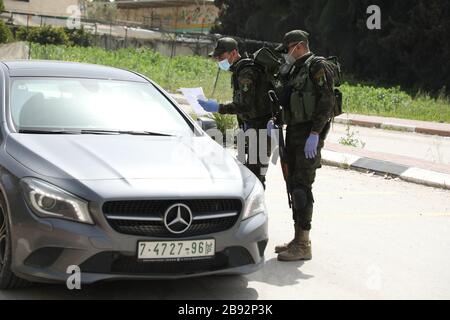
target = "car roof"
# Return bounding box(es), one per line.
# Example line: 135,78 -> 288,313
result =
1,60 -> 148,82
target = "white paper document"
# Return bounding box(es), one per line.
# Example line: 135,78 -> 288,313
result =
179,87 -> 210,116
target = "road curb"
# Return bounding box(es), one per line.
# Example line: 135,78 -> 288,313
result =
322,149 -> 450,190
333,116 -> 450,137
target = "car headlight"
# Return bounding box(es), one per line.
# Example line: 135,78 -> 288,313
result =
242,180 -> 267,220
21,178 -> 93,224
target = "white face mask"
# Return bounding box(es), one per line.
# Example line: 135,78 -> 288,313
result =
218,58 -> 231,71
279,45 -> 298,75
282,49 -> 296,65
283,42 -> 303,65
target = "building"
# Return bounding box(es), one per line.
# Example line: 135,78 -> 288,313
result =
2,1 -> 219,34
3,0 -> 82,17
115,0 -> 218,33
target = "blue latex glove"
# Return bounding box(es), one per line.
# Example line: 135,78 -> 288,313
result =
267,119 -> 275,137
197,99 -> 219,113
304,133 -> 319,159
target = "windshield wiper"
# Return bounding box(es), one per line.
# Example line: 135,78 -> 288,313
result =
118,130 -> 174,136
18,129 -> 173,136
80,129 -> 173,136
18,129 -> 79,134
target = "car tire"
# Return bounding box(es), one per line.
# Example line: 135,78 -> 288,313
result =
0,193 -> 32,289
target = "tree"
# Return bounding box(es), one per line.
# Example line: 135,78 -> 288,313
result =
212,0 -> 450,95
85,0 -> 118,22
211,0 -> 259,37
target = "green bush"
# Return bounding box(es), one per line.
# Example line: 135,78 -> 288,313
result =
340,83 -> 450,123
15,26 -> 28,41
0,20 -> 13,44
16,26 -> 92,47
211,113 -> 238,135
26,25 -> 69,45
65,27 -> 93,47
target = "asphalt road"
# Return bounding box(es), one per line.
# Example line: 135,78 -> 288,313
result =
1,164 -> 449,300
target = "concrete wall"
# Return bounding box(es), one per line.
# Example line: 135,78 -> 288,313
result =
4,0 -> 80,17
116,3 -> 218,33
92,34 -> 215,57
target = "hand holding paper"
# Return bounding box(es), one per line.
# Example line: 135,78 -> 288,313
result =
179,87 -> 209,116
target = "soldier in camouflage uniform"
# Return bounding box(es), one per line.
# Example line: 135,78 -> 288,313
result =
198,37 -> 274,188
274,30 -> 336,261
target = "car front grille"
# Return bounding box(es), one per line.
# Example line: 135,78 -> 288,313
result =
103,199 -> 242,237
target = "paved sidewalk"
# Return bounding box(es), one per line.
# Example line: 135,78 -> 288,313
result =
327,123 -> 449,166
323,142 -> 450,190
334,113 -> 450,137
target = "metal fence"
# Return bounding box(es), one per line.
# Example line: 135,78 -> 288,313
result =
1,10 -> 279,57
1,10 -> 216,54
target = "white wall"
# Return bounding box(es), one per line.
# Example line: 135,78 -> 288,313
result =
4,0 -> 80,17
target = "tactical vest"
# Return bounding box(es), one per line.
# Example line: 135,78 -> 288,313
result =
284,55 -> 318,125
231,58 -> 273,123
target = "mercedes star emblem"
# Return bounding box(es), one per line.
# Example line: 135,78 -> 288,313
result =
163,203 -> 193,234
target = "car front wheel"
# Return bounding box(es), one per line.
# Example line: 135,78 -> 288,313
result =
0,194 -> 31,289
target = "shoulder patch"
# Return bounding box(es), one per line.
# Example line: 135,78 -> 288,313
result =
313,68 -> 326,87
239,77 -> 253,92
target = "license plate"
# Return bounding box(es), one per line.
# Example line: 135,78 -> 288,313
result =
138,239 -> 215,260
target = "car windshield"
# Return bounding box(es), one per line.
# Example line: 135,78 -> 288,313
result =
9,77 -> 193,136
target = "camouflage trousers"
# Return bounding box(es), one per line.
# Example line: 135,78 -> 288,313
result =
238,119 -> 272,189
244,135 -> 271,189
285,121 -> 330,230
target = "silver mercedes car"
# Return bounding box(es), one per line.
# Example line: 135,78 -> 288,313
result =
0,60 -> 268,288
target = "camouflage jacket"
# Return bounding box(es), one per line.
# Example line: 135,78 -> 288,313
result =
282,52 -> 335,134
218,57 -> 273,125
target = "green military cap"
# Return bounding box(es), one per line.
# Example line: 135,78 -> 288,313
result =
275,30 -> 310,52
209,37 -> 238,57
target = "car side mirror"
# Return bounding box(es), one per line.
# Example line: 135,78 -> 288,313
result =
196,117 -> 217,132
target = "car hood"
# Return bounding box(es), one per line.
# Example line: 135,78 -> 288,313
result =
6,133 -> 244,182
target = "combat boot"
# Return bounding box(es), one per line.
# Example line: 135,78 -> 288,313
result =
274,223 -> 299,253
277,228 -> 312,261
